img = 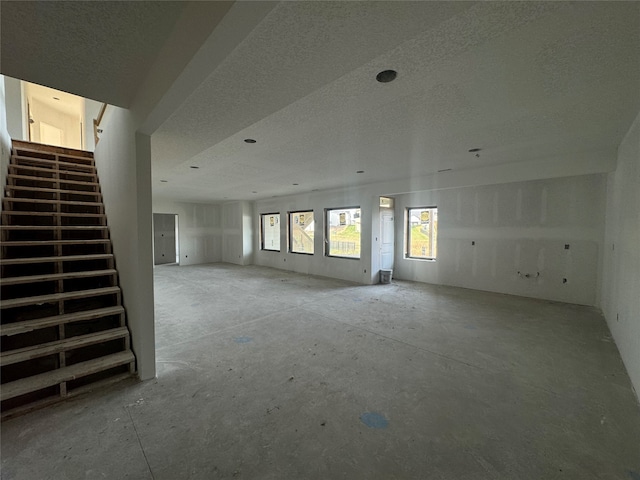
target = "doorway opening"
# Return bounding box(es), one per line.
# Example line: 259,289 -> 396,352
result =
379,196 -> 395,277
153,213 -> 179,265
25,82 -> 85,150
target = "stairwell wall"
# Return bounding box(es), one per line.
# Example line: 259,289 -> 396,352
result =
0,76 -> 11,211
93,106 -> 156,380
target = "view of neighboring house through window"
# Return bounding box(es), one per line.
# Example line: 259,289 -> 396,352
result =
289,210 -> 314,254
326,207 -> 361,258
261,213 -> 280,251
407,207 -> 438,259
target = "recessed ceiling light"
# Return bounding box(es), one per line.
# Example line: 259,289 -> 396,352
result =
160,180 -> 168,183
190,166 -> 199,169
356,170 -> 364,174
52,97 -> 60,100
376,70 -> 397,83
468,148 -> 481,153
244,138 -> 257,144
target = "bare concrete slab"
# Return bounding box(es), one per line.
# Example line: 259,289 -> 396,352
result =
2,263 -> 639,479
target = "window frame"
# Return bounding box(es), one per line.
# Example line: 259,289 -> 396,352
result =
288,209 -> 315,255
324,206 -> 362,260
260,212 -> 281,252
406,206 -> 438,261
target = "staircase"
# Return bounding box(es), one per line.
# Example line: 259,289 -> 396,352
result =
0,140 -> 135,419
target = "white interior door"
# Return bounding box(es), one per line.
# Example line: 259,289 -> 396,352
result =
380,209 -> 395,270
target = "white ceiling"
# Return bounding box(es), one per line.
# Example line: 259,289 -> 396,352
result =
151,1 -> 640,202
25,83 -> 84,119
2,2 -> 639,203
1,1 -> 199,107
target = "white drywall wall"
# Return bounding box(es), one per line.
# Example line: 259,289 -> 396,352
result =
93,106 -> 155,380
84,98 -> 103,152
241,201 -> 254,265
0,76 -> 12,210
254,190 -> 374,283
222,201 -> 254,265
601,111 -> 640,399
29,99 -> 82,149
3,77 -> 25,142
393,175 -> 605,306
254,173 -> 606,305
152,198 -> 222,265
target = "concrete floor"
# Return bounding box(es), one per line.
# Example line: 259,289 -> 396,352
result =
2,263 -> 639,480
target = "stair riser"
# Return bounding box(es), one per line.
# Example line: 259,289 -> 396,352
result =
2,327 -> 130,366
2,215 -> 106,227
2,273 -> 117,298
2,244 -> 112,260
2,338 -> 129,384
2,230 -> 108,243
3,202 -> 104,215
7,175 -> 100,192
2,260 -> 115,282
12,161 -> 95,177
9,165 -> 97,182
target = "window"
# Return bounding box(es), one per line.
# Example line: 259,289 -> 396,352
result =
289,210 -> 314,254
260,213 -> 280,251
326,207 -> 361,258
407,207 -> 438,259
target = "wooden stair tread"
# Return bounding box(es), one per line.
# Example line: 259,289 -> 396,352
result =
0,350 -> 134,401
6,185 -> 101,196
0,225 -> 107,230
3,197 -> 103,206
2,211 -> 105,218
12,140 -> 94,159
1,327 -> 129,366
1,306 -> 124,336
14,151 -> 94,163
0,254 -> 113,265
1,286 -> 121,309
13,145 -> 94,163
18,153 -> 94,165
1,373 -> 133,421
1,269 -> 117,286
12,156 -> 95,171
9,164 -> 96,178
2,239 -> 110,246
7,173 -> 99,187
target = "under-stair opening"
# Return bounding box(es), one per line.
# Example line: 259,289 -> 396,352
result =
1,140 -> 136,419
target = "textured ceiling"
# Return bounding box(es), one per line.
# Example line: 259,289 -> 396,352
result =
150,1 -> 640,202
1,1 -> 188,107
25,83 -> 84,119
2,2 -> 639,203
